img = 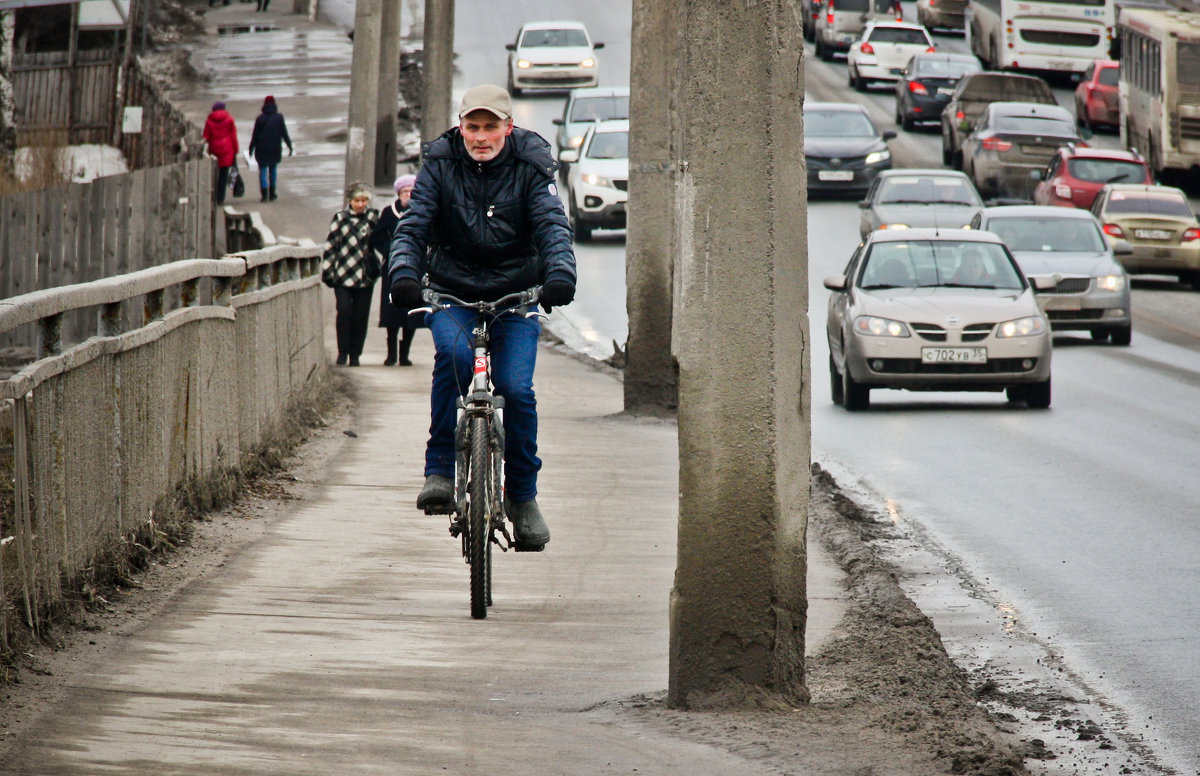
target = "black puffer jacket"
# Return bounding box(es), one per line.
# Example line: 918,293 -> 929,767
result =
387,126 -> 576,300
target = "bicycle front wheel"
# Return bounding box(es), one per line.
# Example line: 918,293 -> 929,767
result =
468,415 -> 491,619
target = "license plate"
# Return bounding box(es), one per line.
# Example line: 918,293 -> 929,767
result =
1134,229 -> 1172,241
1047,60 -> 1074,70
1041,296 -> 1082,311
921,347 -> 987,364
937,87 -> 955,96
818,170 -> 854,181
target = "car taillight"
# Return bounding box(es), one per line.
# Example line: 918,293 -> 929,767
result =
925,46 -> 937,52
1183,228 -> 1200,242
955,110 -> 965,121
861,42 -> 875,54
908,80 -> 928,95
981,138 -> 1013,151
827,0 -> 835,24
1054,183 -> 1072,199
1103,223 -> 1125,238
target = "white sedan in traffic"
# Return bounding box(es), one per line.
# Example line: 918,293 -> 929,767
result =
848,22 -> 935,91
506,21 -> 604,94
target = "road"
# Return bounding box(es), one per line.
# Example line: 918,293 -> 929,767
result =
440,1 -> 1200,771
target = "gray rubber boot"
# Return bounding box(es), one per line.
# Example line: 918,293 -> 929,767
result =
416,474 -> 454,513
505,498 -> 550,549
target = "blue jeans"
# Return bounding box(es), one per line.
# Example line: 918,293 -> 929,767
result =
426,306 -> 541,502
258,164 -> 277,190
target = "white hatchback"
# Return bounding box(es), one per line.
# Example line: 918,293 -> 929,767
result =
848,22 -> 934,91
506,21 -> 604,94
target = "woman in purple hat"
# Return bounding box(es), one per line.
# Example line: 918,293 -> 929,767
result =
202,101 -> 238,205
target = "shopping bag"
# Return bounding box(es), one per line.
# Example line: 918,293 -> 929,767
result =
230,164 -> 245,198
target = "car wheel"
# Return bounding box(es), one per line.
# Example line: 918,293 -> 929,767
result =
901,108 -> 915,132
1111,325 -> 1132,346
817,37 -> 832,61
804,18 -> 814,42
852,68 -> 867,92
942,132 -> 953,166
1188,271 -> 1200,291
842,365 -> 870,411
569,200 -> 592,243
953,149 -> 964,171
1024,377 -> 1052,409
507,70 -> 520,97
1077,102 -> 1090,132
829,355 -> 845,405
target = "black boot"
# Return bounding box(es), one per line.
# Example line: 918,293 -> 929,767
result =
260,187 -> 268,202
384,333 -> 398,366
269,185 -> 278,201
398,327 -> 414,366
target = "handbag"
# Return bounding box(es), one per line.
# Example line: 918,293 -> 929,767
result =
230,163 -> 245,198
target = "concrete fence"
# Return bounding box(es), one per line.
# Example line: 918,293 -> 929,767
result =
0,245 -> 324,645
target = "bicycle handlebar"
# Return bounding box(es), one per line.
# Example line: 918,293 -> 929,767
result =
421,286 -> 542,313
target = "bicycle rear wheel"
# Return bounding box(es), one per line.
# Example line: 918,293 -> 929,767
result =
469,415 -> 491,619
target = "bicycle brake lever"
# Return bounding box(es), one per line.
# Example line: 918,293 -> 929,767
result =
525,311 -> 549,320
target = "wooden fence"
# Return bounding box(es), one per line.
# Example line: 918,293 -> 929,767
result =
0,157 -> 218,348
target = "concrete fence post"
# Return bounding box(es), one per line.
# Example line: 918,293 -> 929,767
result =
420,0 -> 454,146
345,0 -> 383,190
668,0 -> 811,709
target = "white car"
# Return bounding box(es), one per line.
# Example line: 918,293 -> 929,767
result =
848,22 -> 935,91
505,21 -> 604,94
561,120 -> 628,242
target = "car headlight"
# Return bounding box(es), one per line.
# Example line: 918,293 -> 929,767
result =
865,150 -> 891,165
995,316 -> 1046,338
880,223 -> 909,231
583,173 -> 613,188
854,316 -> 911,337
581,58 -> 596,68
1096,274 -> 1126,291
568,136 -> 584,149
961,224 -> 972,230
517,59 -> 532,69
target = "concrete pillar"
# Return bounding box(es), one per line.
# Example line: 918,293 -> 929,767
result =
376,0 -> 402,186
345,0 -> 382,190
624,0 -> 679,415
420,0 -> 454,146
667,0 -> 810,709
0,10 -> 15,175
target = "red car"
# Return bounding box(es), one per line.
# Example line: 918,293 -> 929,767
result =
1032,146 -> 1151,210
1074,59 -> 1119,130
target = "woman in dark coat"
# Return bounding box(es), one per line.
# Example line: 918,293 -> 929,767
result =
247,95 -> 293,202
202,101 -> 238,205
321,182 -> 380,367
370,174 -> 423,366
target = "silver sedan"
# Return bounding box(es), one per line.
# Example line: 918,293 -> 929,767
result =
825,229 -> 1053,410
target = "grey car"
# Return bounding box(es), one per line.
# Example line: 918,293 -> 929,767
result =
972,206 -> 1134,344
858,169 -> 984,240
825,229 -> 1053,410
961,103 -> 1082,201
552,86 -> 629,170
940,72 -> 1054,170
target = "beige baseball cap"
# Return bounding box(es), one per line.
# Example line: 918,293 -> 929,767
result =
458,84 -> 513,121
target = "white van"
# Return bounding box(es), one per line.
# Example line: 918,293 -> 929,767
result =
815,0 -> 899,60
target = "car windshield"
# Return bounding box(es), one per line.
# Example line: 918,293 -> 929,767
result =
986,216 -> 1107,252
521,28 -> 589,47
1067,158 -> 1145,184
1104,191 -> 1193,218
993,115 -> 1075,135
869,27 -> 929,45
877,175 -> 981,206
569,96 -> 629,123
859,241 -> 1023,290
1098,66 -> 1119,86
916,59 -> 980,78
586,131 -> 628,160
805,110 -> 877,137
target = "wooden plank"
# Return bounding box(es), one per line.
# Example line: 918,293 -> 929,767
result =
126,168 -> 146,272
114,173 -> 133,276
87,177 -> 107,280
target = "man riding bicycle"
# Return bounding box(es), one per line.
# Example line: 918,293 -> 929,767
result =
388,83 -> 577,551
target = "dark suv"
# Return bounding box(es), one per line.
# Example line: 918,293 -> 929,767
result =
941,72 -> 1054,169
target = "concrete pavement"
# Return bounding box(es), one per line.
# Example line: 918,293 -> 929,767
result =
0,4 -> 851,773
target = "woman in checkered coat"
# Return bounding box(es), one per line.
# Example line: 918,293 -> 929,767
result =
321,182 -> 381,366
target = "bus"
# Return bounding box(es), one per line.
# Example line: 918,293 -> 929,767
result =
967,0 -> 1115,73
1116,5 -> 1200,177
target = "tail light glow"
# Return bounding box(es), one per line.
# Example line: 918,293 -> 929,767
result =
861,42 -> 875,54
1182,228 -> 1200,242
1103,223 -> 1125,238
981,137 -> 1013,151
909,80 -> 928,95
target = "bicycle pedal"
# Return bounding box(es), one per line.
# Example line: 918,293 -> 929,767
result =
512,542 -> 546,553
423,505 -> 455,515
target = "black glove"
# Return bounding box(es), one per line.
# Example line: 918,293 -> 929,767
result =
390,277 -> 423,310
539,279 -> 575,311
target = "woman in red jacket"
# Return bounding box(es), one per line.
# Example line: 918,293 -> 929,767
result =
202,101 -> 239,205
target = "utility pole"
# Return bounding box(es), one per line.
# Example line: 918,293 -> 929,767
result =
420,0 -> 454,146
345,0 -> 382,189
667,0 -> 811,709
375,0 -> 402,185
624,0 -> 679,415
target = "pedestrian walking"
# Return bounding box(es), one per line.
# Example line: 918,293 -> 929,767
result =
388,84 -> 577,550
255,0 -> 270,10
322,182 -> 381,367
247,95 -> 293,202
370,174 -> 424,366
202,101 -> 238,205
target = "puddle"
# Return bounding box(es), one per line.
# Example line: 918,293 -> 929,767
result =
217,24 -> 280,36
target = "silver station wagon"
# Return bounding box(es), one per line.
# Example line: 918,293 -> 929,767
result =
825,229 -> 1053,410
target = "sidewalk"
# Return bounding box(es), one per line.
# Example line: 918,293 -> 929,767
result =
0,6 -> 850,773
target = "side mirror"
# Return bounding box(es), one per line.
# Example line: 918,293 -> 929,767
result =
1030,276 -> 1057,291
1080,127 -> 1094,141
559,149 -> 579,164
552,118 -> 564,126
505,43 -> 516,51
882,129 -> 897,141
1029,169 -> 1043,181
1113,240 -> 1134,256
823,275 -> 848,292
593,42 -> 606,50
858,199 -> 871,209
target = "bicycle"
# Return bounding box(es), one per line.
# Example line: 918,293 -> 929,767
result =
416,286 -> 544,619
